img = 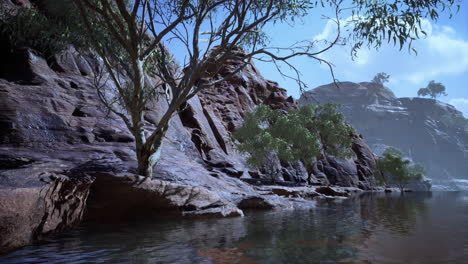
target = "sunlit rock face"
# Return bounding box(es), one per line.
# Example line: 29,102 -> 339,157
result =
301,82 -> 468,189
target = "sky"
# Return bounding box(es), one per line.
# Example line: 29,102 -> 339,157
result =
250,2 -> 468,117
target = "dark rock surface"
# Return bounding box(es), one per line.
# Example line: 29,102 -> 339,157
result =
300,81 -> 468,190
0,158 -> 94,254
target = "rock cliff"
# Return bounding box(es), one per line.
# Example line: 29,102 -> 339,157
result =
0,47 -> 380,252
0,0 -> 379,253
300,82 -> 468,190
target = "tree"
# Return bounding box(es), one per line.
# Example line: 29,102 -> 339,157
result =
371,72 -> 390,85
375,147 -> 425,192
72,0 -> 329,177
233,103 -> 354,179
67,0 -> 458,177
417,80 -> 447,99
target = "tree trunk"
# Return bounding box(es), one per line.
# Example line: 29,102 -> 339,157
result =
399,184 -> 405,193
137,146 -> 161,177
135,125 -> 167,178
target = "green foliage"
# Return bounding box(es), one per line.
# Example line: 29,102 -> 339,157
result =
349,0 -> 460,56
312,103 -> 355,158
0,1 -> 120,56
371,72 -> 390,85
417,80 -> 447,99
233,103 -> 354,169
375,147 -> 425,191
0,8 -> 73,55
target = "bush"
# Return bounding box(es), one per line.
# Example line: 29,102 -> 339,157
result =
375,147 -> 425,191
0,8 -> 73,55
417,80 -> 447,99
371,72 -> 390,85
0,1 -> 106,56
233,103 -> 355,171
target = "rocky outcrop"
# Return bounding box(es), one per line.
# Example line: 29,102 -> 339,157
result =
300,81 -> 468,190
85,172 -> 245,220
0,3 -> 379,252
0,157 -> 94,254
186,48 -> 378,189
0,43 -> 380,251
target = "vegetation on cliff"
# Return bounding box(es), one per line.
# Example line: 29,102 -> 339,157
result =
417,80 -> 448,99
233,103 -> 354,176
371,72 -> 390,85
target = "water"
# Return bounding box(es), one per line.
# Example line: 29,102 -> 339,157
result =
1,192 -> 468,264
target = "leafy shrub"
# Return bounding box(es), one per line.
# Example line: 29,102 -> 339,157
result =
375,147 -> 425,191
233,103 -> 355,170
0,1 -> 108,56
371,72 -> 390,85
417,80 -> 447,99
0,8 -> 73,55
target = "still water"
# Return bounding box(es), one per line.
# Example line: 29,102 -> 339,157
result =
1,192 -> 467,264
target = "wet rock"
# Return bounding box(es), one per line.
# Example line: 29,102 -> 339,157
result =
237,196 -> 276,210
315,186 -> 349,197
263,186 -> 320,199
183,206 -> 244,219
0,161 -> 94,254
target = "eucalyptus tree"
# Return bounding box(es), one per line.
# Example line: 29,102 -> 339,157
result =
371,72 -> 390,85
417,80 -> 447,99
233,103 -> 354,177
70,0 -> 459,177
375,147 -> 425,192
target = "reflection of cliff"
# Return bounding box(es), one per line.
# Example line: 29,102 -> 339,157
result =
352,192 -> 467,264
235,208 -> 366,263
300,82 -> 468,186
356,193 -> 431,235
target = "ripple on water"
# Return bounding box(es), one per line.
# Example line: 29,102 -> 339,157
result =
1,192 -> 468,264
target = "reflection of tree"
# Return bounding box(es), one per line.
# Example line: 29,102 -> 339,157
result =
237,206 -> 365,264
363,193 -> 430,236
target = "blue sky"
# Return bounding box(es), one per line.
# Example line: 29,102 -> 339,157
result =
251,2 -> 468,117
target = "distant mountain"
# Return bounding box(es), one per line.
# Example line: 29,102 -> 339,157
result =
300,82 -> 468,190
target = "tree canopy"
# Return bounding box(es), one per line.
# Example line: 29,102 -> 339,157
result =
375,147 -> 425,191
233,103 -> 354,171
417,80 -> 447,99
371,72 -> 390,85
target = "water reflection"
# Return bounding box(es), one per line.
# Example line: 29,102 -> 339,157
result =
0,192 -> 467,264
363,193 -> 430,235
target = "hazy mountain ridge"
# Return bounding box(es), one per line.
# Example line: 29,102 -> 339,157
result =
300,82 -> 468,189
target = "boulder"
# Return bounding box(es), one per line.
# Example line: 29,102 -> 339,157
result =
0,159 -> 94,254
237,196 -> 277,210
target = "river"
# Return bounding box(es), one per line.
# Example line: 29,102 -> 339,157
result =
1,192 -> 467,264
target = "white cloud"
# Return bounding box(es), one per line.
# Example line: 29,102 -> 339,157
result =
448,98 -> 468,117
311,18 -> 468,89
